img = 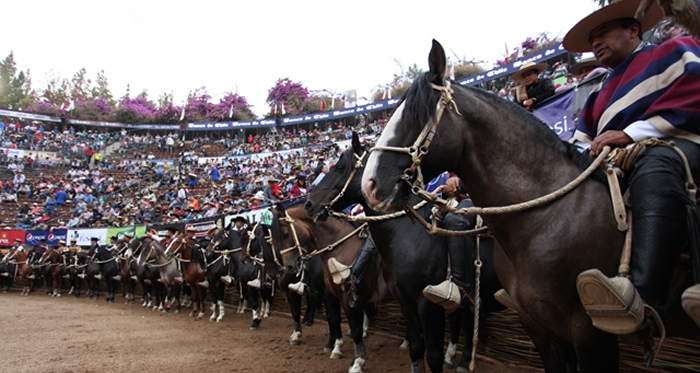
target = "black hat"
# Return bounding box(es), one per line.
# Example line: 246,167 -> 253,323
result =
233,216 -> 247,224
90,237 -> 99,241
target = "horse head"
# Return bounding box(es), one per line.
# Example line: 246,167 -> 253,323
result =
164,235 -> 187,257
137,241 -> 156,267
362,39 -> 464,212
270,203 -> 314,275
305,131 -> 367,219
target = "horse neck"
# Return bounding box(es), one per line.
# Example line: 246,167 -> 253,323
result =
449,101 -> 584,211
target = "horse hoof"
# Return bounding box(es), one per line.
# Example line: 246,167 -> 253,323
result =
399,339 -> 409,349
174,309 -> 180,315
198,312 -> 205,318
303,320 -> 314,327
330,352 -> 343,359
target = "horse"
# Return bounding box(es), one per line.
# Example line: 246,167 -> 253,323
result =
245,219 -> 331,347
69,251 -> 89,298
229,222 -> 275,330
266,203 -> 384,372
205,230 -> 244,323
206,225 -> 255,316
166,234 -> 207,318
2,247 -> 33,295
0,252 -> 15,292
86,246 -> 102,300
360,40 -> 700,372
129,237 -> 165,310
137,239 -> 182,314
116,240 -> 138,304
305,131 -> 506,371
93,244 -> 121,303
38,248 -> 68,297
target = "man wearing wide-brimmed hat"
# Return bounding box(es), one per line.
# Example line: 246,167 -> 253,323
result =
568,57 -> 607,82
511,61 -> 555,111
562,0 -> 700,334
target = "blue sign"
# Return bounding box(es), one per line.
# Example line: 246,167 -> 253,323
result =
280,98 -> 401,126
457,43 -> 567,87
186,119 -> 276,131
24,229 -> 67,247
533,89 -> 576,141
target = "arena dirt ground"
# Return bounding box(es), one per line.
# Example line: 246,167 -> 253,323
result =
0,291 -> 532,373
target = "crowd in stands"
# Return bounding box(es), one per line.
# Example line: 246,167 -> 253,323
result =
0,117 -> 385,232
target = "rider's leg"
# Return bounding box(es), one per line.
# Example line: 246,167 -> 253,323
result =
423,199 -> 476,313
578,140 -> 698,334
328,234 -> 377,285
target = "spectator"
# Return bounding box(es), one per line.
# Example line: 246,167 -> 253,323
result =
512,62 -> 555,111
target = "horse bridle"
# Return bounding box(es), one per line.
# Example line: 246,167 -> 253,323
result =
323,150 -> 367,215
370,80 -> 461,189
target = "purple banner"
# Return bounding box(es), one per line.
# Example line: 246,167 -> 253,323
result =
533,89 -> 575,141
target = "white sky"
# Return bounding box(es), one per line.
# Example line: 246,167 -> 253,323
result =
3,0 -> 599,118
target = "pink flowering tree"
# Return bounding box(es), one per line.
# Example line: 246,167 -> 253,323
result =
115,95 -> 157,124
207,92 -> 255,121
73,98 -> 115,120
266,78 -> 320,117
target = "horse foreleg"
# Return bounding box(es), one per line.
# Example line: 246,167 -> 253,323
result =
348,305 -> 367,373
288,291 -> 303,345
419,301 -> 446,373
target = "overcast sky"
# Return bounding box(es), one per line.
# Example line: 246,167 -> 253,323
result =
3,0 -> 599,117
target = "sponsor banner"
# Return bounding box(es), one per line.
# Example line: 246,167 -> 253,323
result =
533,89 -> 576,141
147,215 -> 223,238
106,226 -> 146,241
280,99 -> 401,126
2,148 -> 23,159
0,109 -> 62,123
223,197 -> 307,228
24,229 -> 67,247
67,228 -> 108,246
0,230 -> 25,246
66,119 -> 179,131
457,43 -> 566,87
186,119 -> 276,131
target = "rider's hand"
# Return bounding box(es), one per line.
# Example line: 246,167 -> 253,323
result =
444,177 -> 461,196
589,130 -> 633,156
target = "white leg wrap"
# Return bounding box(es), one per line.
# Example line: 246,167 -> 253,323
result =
330,338 -> 344,359
263,300 -> 270,318
349,357 -> 366,373
217,301 -> 225,322
252,308 -> 259,320
363,312 -> 369,338
444,341 -> 457,366
290,330 -> 302,345
399,339 -> 409,349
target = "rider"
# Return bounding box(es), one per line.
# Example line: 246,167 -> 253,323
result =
563,0 -> 700,333
421,175 -> 476,313
174,225 -> 198,285
221,216 -> 247,285
326,205 -> 379,307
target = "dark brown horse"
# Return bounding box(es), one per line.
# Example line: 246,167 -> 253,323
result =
3,247 -> 33,296
268,203 -> 386,373
361,40 -> 699,372
38,248 -> 67,297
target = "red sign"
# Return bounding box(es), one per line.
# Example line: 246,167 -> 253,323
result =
0,230 -> 25,246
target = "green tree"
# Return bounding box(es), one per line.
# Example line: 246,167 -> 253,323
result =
70,67 -> 92,102
90,70 -> 114,106
0,52 -> 35,110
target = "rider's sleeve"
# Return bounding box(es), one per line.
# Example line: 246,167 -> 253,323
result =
622,120 -> 666,142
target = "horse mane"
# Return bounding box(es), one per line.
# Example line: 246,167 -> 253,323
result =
404,73 -> 606,184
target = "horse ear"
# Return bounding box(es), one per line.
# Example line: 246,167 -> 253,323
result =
428,39 -> 447,86
351,132 -> 364,155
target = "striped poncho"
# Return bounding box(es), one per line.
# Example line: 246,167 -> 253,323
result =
573,36 -> 700,144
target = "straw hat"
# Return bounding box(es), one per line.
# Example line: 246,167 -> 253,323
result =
252,191 -> 265,201
563,0 -> 663,53
568,57 -> 606,76
512,62 -> 548,83
186,225 -> 197,232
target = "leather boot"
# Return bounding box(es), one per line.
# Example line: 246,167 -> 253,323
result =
423,206 -> 474,313
350,235 -> 377,284
628,169 -> 687,315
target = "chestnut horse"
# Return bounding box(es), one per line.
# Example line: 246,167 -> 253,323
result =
3,247 -> 33,295
167,234 -> 207,318
38,248 -> 67,297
